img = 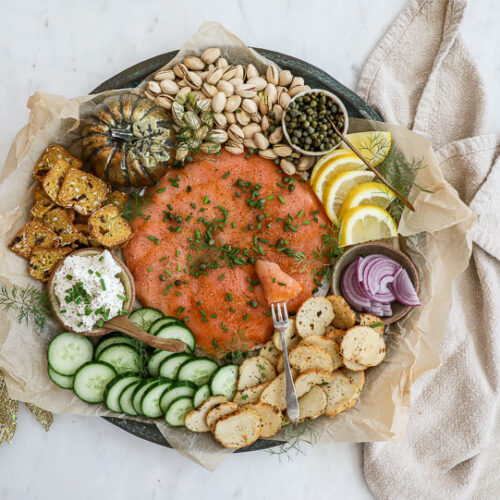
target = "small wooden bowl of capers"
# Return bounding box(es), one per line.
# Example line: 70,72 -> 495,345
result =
282,89 -> 349,156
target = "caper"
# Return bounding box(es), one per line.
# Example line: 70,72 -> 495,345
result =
174,279 -> 182,286
199,263 -> 207,270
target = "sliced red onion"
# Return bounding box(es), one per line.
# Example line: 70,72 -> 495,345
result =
390,267 -> 421,306
341,253 -> 419,316
341,261 -> 371,310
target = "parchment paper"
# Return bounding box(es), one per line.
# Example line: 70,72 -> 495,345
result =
0,22 -> 475,470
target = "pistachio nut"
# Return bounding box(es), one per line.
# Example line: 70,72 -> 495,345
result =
206,68 -> 224,85
278,70 -> 293,87
272,104 -> 284,121
290,76 -> 305,88
212,92 -> 227,113
173,63 -> 189,79
241,98 -> 258,115
176,142 -> 189,162
269,126 -> 284,145
246,63 -> 259,79
183,110 -> 202,130
228,124 -> 244,143
253,132 -> 270,151
215,57 -> 229,69
201,47 -> 221,65
225,95 -> 242,113
273,143 -> 293,157
235,109 -> 251,126
183,56 -> 205,71
214,112 -> 228,128
243,138 -> 257,149
280,159 -> 297,175
264,84 -> 278,106
202,82 -> 218,98
225,141 -> 244,155
266,65 -> 279,86
279,92 -> 291,108
200,141 -> 221,154
235,83 -> 258,98
207,128 -> 229,144
154,69 -> 175,81
224,112 -> 237,125
217,80 -> 234,97
155,94 -> 174,110
288,85 -> 307,98
185,71 -> 202,90
258,149 -> 278,160
246,76 -> 267,91
297,155 -> 315,171
242,123 -> 261,139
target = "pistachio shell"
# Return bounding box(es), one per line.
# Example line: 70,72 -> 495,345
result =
272,104 -> 284,121
215,57 -> 229,69
171,101 -> 185,125
273,143 -> 293,157
202,82 -> 218,98
236,109 -> 251,126
266,65 -> 279,86
217,80 -> 234,97
185,71 -> 202,90
228,78 -> 244,87
246,63 -> 259,79
243,138 -> 257,149
155,95 -> 173,110
264,84 -> 278,106
154,70 -> 175,81
201,47 -> 221,65
254,132 -> 269,151
176,142 -> 189,161
261,115 -> 271,132
195,125 -> 209,140
246,77 -> 267,91
288,85 -> 307,98
176,86 -> 192,103
269,126 -> 284,145
290,76 -> 305,88
214,113 -> 228,128
242,123 -> 261,139
258,95 -> 271,115
224,112 -> 237,125
250,113 -> 262,124
146,80 -> 162,95
212,92 -> 227,113
207,129 -> 229,144
234,65 -> 245,80
200,110 -> 214,127
221,65 -> 237,81
183,56 -> 205,71
225,141 -> 244,155
235,83 -> 258,98
297,155 -> 315,171
258,149 -> 278,160
241,98 -> 258,115
280,159 -> 297,175
225,95 -> 242,113
228,124 -> 244,143
183,110 -> 201,130
206,68 -> 224,85
173,63 -> 189,79
200,141 -> 221,154
278,70 -> 293,87
159,79 -> 179,95
279,92 -> 291,108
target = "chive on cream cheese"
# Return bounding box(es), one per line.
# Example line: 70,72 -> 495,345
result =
53,250 -> 126,332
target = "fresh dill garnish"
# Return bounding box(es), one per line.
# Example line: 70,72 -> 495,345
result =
267,421 -> 319,461
0,284 -> 52,330
121,190 -> 153,221
375,143 -> 433,222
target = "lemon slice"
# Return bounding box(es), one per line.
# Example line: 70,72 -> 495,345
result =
339,205 -> 398,246
339,182 -> 396,219
323,170 -> 376,222
311,154 -> 366,203
310,148 -> 352,185
343,131 -> 391,167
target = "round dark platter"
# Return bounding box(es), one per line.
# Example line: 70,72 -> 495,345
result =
94,48 -> 381,453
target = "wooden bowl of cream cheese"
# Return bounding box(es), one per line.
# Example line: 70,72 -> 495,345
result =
47,248 -> 135,336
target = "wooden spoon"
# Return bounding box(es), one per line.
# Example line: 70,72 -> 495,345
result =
47,248 -> 187,353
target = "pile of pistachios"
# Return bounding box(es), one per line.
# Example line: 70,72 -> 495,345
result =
144,47 -> 315,175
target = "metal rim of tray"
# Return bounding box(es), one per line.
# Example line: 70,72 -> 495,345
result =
93,47 -> 382,453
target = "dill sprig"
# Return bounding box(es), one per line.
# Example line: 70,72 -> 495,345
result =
267,421 -> 318,460
212,330 -> 251,364
376,143 -> 433,222
0,284 -> 52,330
291,225 -> 343,281
121,189 -> 153,221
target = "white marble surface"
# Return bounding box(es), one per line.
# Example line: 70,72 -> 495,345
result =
0,1 -> 498,499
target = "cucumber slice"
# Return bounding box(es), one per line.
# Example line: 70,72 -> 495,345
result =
97,344 -> 141,375
159,381 -> 197,413
95,334 -> 138,358
132,379 -> 159,415
104,374 -> 141,413
165,396 -> 194,427
158,353 -> 193,379
155,324 -> 195,353
48,366 -> 74,390
47,332 -> 94,376
177,358 -> 219,386
147,350 -> 176,377
210,364 -> 238,401
149,316 -> 180,335
119,380 -> 142,416
193,383 -> 211,409
129,308 -> 164,331
141,380 -> 173,418
73,362 -> 116,404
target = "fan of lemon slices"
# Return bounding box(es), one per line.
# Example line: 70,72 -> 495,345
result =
310,131 -> 399,246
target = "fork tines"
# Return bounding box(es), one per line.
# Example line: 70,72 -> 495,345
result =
271,302 -> 289,326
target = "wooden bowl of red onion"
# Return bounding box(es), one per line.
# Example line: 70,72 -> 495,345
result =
332,242 -> 420,325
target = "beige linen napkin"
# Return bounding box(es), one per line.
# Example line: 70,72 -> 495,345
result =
358,0 -> 500,498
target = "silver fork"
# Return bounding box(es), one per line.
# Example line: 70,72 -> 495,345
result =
271,302 -> 299,425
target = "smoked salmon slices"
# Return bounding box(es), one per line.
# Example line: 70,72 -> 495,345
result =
255,260 -> 303,305
124,151 -> 331,354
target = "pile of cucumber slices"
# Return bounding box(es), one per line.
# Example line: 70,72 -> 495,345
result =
46,307 -> 239,427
